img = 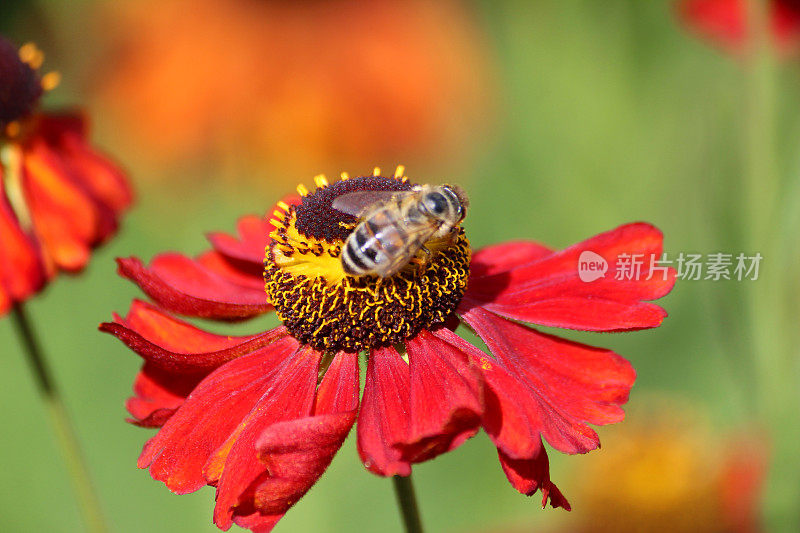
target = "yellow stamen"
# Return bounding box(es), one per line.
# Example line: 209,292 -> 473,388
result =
4,121 -> 21,138
296,184 -> 309,196
41,71 -> 61,91
276,201 -> 290,211
18,42 -> 44,69
340,172 -> 350,180
313,174 -> 329,188
372,167 -> 381,176
394,165 -> 405,178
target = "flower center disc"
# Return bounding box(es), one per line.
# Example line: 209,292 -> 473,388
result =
264,175 -> 471,353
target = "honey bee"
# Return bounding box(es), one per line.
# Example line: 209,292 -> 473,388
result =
332,184 -> 468,278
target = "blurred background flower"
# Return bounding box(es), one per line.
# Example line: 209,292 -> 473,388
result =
0,36 -> 131,315
676,0 -> 800,56
566,403 -> 767,533
91,0 -> 494,184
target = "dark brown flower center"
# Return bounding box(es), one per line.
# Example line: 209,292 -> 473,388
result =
0,38 -> 43,130
264,173 -> 471,352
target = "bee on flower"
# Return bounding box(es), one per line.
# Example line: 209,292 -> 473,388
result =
101,168 -> 675,532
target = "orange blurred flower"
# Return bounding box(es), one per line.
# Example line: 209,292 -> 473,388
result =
568,406 -> 767,533
95,0 -> 493,179
0,37 -> 132,315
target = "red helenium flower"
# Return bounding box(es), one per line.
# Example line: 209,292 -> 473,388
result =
101,170 -> 675,532
0,37 -> 132,315
677,0 -> 800,56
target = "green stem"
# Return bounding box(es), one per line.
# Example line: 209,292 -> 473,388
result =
11,304 -> 110,533
392,475 -> 424,533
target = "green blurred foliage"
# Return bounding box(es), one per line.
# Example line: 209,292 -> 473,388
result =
1,1 -> 798,532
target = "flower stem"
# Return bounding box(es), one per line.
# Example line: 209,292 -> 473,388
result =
392,475 -> 424,533
11,303 -> 110,533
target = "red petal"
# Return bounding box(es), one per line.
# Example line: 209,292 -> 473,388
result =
357,346 -> 412,477
462,307 -> 635,454
126,362 -> 206,427
427,327 -> 572,507
463,223 -> 675,331
470,240 -> 552,278
498,444 -> 570,510
231,513 -> 280,533
0,287 -> 9,315
41,113 -> 133,213
248,353 -> 359,516
100,300 -> 287,373
21,140 -> 98,271
136,335 -> 299,494
314,351 -> 360,415
211,346 -> 320,530
196,250 -> 264,289
0,180 -> 45,309
116,254 -> 270,319
429,327 -> 545,459
206,194 -> 300,267
398,330 -> 482,463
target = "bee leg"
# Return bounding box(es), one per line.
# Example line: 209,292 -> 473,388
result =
413,245 -> 432,275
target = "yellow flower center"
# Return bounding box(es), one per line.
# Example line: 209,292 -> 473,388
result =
264,171 -> 471,352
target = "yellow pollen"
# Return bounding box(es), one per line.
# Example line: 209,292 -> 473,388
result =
394,165 -> 405,178
41,71 -> 61,92
18,42 -> 44,69
276,200 -> 290,211
296,184 -> 309,196
340,172 -> 350,180
4,121 -> 21,138
372,167 -> 381,176
313,174 -> 329,187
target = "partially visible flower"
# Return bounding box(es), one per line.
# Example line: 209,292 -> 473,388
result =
0,36 -> 132,315
94,0 -> 492,178
568,407 -> 767,533
677,0 -> 800,56
101,170 -> 675,531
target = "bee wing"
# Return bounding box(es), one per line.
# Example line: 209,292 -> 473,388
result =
331,190 -> 410,217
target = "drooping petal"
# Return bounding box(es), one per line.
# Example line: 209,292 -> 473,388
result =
498,444 -> 570,510
137,335 -> 299,494
0,179 -> 45,312
127,362 -> 206,427
116,254 -> 271,319
462,223 -> 676,331
357,346 -> 411,477
210,345 -> 320,530
462,306 -> 635,454
428,327 -> 571,507
21,138 -> 99,271
35,113 -> 133,214
100,300 -> 287,373
429,326 -> 546,459
398,329 -> 482,463
236,352 -> 359,528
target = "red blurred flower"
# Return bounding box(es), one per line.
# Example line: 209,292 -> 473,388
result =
101,171 -> 674,531
677,0 -> 800,56
0,37 -> 132,315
